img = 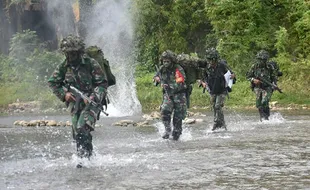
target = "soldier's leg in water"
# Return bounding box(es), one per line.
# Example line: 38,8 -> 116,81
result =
160,95 -> 173,139
185,85 -> 193,109
254,88 -> 265,121
213,94 -> 226,130
261,89 -> 273,120
214,93 -> 226,130
75,125 -> 93,158
76,106 -> 98,158
209,95 -> 218,130
172,93 -> 187,140
71,112 -> 80,140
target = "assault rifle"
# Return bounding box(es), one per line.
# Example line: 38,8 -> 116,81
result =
153,65 -> 160,86
256,77 -> 283,93
198,80 -> 210,95
63,86 -> 109,116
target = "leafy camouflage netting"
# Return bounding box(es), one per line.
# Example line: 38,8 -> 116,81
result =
176,53 -> 205,85
85,46 -> 116,87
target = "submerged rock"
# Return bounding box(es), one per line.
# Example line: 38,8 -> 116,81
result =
13,120 -> 71,127
113,120 -> 135,126
183,118 -> 196,124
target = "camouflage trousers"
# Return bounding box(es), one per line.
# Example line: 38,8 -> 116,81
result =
253,87 -> 272,120
160,92 -> 187,134
253,87 -> 272,109
210,93 -> 226,127
70,102 -> 100,158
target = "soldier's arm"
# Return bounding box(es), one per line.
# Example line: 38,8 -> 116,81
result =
269,67 -> 277,84
246,65 -> 255,81
153,69 -> 161,84
222,62 -> 236,79
202,69 -> 209,83
47,61 -> 67,102
91,59 -> 108,102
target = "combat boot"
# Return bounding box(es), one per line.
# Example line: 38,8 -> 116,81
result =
263,107 -> 270,120
258,108 -> 265,121
76,133 -> 93,159
162,131 -> 170,139
172,119 -> 182,140
172,130 -> 181,140
162,121 -> 171,139
212,123 -> 219,131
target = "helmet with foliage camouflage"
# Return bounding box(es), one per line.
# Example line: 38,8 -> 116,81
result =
256,50 -> 269,60
60,35 -> 85,53
160,50 -> 177,63
205,47 -> 219,60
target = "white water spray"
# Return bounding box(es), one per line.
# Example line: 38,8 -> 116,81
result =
85,0 -> 142,116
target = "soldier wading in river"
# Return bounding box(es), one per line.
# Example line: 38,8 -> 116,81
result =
153,50 -> 187,140
48,35 -> 108,165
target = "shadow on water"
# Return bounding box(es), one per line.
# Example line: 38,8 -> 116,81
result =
0,110 -> 310,189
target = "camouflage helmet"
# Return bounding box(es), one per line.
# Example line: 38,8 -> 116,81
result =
205,47 -> 219,60
256,50 -> 269,60
60,35 -> 85,53
160,50 -> 177,63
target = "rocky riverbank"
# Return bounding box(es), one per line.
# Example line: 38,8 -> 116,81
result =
1,100 -> 309,117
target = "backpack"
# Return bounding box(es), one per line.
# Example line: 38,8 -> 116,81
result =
85,46 -> 116,87
176,53 -> 203,85
268,60 -> 283,78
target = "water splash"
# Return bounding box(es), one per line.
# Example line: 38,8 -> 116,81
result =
153,122 -> 165,135
85,0 -> 141,116
264,112 -> 286,123
71,153 -> 136,168
180,126 -> 193,141
153,121 -> 193,141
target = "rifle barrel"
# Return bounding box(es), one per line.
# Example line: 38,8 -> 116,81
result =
65,86 -> 109,116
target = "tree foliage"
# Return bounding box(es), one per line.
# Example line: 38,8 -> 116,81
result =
132,0 -> 210,72
1,30 -> 63,83
133,0 -> 310,85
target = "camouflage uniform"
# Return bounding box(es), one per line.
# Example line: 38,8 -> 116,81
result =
176,53 -> 205,108
268,60 -> 283,87
246,50 -> 276,121
48,35 -> 108,158
155,53 -> 204,109
158,50 -> 187,140
203,48 -> 232,130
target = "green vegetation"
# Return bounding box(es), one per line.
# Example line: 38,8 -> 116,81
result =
136,72 -> 310,113
0,30 -> 64,110
1,1 -> 310,112
131,0 -> 310,111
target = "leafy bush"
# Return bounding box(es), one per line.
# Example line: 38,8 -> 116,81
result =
0,30 -> 64,108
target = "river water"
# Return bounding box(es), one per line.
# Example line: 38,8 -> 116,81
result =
0,110 -> 310,190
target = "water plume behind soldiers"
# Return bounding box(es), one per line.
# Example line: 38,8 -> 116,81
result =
84,0 -> 141,116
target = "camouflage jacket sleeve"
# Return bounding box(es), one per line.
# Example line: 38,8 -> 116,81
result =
90,58 -> 108,103
159,64 -> 187,94
154,70 -> 160,78
246,64 -> 255,81
268,66 -> 277,83
48,60 -> 67,102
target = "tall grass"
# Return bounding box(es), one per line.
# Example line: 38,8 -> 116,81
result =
1,71 -> 309,112
135,72 -> 310,112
